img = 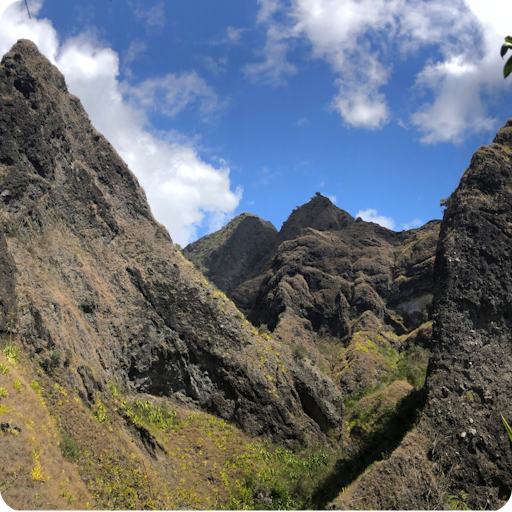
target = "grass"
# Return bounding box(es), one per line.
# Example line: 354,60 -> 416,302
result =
0,351 -> 91,510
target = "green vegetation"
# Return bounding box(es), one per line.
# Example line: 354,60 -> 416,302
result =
121,398 -> 177,430
385,344 -> 429,388
501,36 -> 512,78
501,414 -> 512,443
59,435 -> 81,462
39,351 -> 62,375
448,491 -> 470,511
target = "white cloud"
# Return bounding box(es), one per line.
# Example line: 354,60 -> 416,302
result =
210,26 -> 249,46
401,218 -> 422,230
247,0 -> 512,140
326,195 -> 337,204
226,26 -> 246,44
0,0 -> 58,61
125,71 -> 228,120
129,1 -> 166,30
124,39 -> 147,69
243,23 -> 297,86
0,2 -> 241,246
198,55 -> 227,76
295,116 -> 308,126
256,0 -> 281,24
356,208 -> 396,230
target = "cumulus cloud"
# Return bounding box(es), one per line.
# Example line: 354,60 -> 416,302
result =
356,209 -> 396,230
0,2 -> 241,246
247,0 -> 512,140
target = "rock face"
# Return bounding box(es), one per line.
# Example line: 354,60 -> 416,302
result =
334,121 -> 512,510
0,39 -> 344,444
426,123 -> 512,506
182,212 -> 277,295
187,193 -> 440,346
248,215 -> 440,337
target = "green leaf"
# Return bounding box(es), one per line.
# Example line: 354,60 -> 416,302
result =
506,36 -> 512,44
501,43 -> 512,58
501,414 -> 512,443
504,55 -> 512,78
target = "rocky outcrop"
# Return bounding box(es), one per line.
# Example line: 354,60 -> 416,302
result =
333,121 -> 512,510
182,212 -> 277,295
188,193 -> 440,343
0,39 -> 344,444
246,206 -> 440,338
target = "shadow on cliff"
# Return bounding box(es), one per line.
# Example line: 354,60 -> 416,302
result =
310,387 -> 427,509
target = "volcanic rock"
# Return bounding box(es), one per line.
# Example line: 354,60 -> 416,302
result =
0,39 -> 343,444
333,120 -> 512,510
182,212 -> 277,295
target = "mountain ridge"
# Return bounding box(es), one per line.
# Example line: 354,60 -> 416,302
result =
0,39 -> 343,445
1,38 -> 512,511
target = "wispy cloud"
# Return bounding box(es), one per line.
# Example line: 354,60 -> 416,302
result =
129,1 -> 166,30
243,23 -> 297,86
210,26 -> 249,45
253,166 -> 274,186
197,55 -> 227,76
356,208 -> 396,230
0,2 -> 241,246
401,219 -> 422,230
295,116 -> 308,127
326,195 -> 337,204
123,38 -> 148,76
125,71 -> 228,120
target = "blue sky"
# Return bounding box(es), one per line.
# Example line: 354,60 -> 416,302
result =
1,0 -> 512,245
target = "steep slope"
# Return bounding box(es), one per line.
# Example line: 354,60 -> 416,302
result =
182,212 -> 277,295
187,193 -> 440,340
186,192 -> 440,411
331,121 -> 512,510
0,39 -> 343,447
248,215 -> 440,336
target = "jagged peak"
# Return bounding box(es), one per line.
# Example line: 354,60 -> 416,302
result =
279,192 -> 355,241
1,39 -> 68,94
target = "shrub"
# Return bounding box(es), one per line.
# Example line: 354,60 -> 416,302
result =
59,435 -> 81,462
94,398 -> 108,423
13,380 -> 22,392
123,399 -> 177,429
386,344 -> 429,388
0,364 -> 9,375
291,343 -> 308,360
30,380 -> 43,394
40,351 -> 61,374
108,381 -> 119,398
31,462 -> 48,482
63,349 -> 73,368
0,387 -> 7,397
3,344 -> 20,364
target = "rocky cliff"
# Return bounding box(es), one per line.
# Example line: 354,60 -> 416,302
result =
186,194 -> 440,338
0,39 -> 344,446
182,212 -> 277,295
329,122 -> 512,510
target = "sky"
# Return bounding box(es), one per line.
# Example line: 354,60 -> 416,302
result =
0,0 -> 512,246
